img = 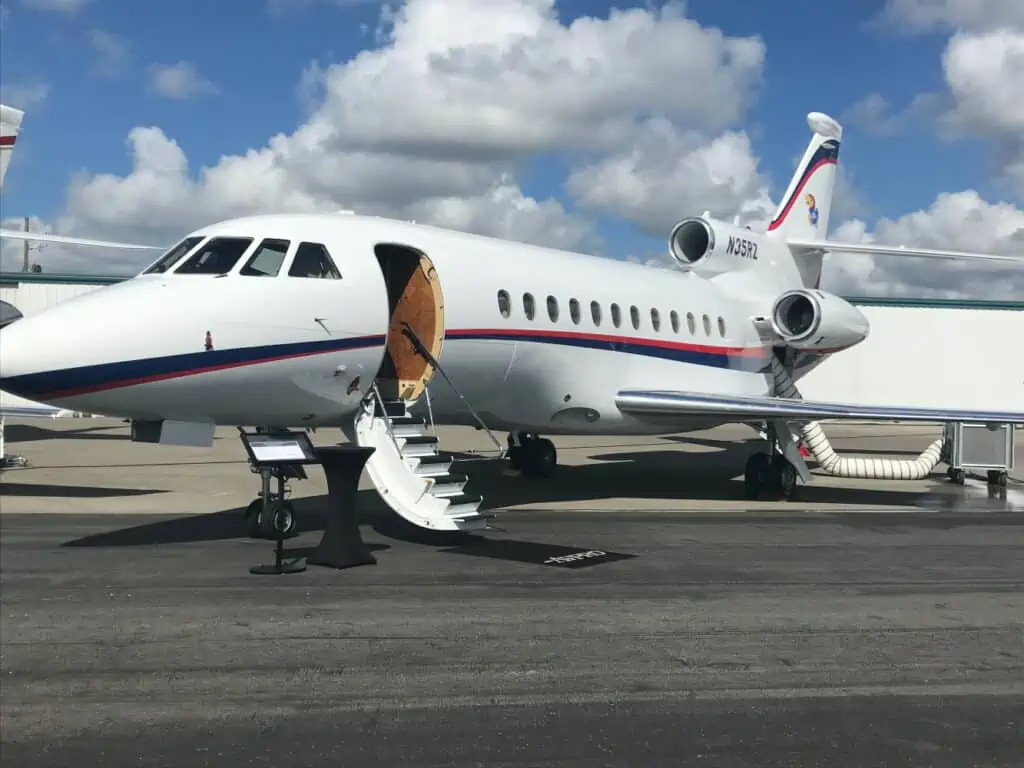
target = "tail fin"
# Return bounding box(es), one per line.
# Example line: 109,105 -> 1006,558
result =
0,103 -> 25,190
768,112 -> 841,238
766,112 -> 842,287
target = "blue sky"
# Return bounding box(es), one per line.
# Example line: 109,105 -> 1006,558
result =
0,0 -> 1021,295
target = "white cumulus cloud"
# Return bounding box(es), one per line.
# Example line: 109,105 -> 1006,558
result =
3,0 -> 1024,300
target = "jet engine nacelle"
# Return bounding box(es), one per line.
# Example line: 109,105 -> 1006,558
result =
667,215 -> 774,277
770,289 -> 869,353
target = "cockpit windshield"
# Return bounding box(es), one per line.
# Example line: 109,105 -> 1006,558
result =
239,239 -> 290,277
141,236 -> 205,275
174,237 -> 254,275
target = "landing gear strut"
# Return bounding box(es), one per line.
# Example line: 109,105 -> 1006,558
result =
241,428 -> 304,540
507,431 -> 557,478
744,421 -> 805,501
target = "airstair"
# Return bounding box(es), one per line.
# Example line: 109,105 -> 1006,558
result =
351,326 -> 501,532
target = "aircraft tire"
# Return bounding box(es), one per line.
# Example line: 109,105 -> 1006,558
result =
744,452 -> 772,499
773,458 -> 798,500
246,499 -> 298,539
520,437 -> 557,479
244,499 -> 263,538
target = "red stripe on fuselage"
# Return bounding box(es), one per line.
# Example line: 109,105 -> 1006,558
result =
0,135 -> 15,147
447,327 -> 768,358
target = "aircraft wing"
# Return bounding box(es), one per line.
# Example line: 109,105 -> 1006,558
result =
0,227 -> 164,251
616,390 -> 1024,425
786,238 -> 1024,264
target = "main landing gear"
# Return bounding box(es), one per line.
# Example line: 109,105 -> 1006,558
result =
506,431 -> 557,478
744,452 -> 799,500
743,421 -> 805,501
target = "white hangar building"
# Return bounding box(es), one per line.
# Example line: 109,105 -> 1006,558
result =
1,270 -> 1022,415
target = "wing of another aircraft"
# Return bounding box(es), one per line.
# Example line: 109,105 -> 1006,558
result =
0,228 -> 164,251
616,389 -> 1024,425
786,238 -> 1024,264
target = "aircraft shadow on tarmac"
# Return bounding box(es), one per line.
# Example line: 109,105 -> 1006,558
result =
57,433 -> 1016,558
0,481 -> 167,498
3,424 -> 131,443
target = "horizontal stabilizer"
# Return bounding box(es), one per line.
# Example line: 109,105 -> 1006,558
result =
786,237 -> 1024,264
0,228 -> 164,251
616,389 -> 1024,425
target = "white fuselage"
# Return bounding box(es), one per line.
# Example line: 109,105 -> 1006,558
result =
0,213 -> 786,435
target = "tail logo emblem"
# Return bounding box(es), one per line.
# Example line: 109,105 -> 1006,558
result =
805,193 -> 819,227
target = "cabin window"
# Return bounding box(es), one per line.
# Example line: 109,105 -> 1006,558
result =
702,314 -> 712,335
546,295 -> 559,322
497,289 -> 511,318
569,298 -> 581,325
240,238 -> 290,277
670,310 -> 680,333
611,303 -> 622,328
590,300 -> 602,326
288,241 -> 341,279
523,292 -> 536,320
629,305 -> 640,330
143,236 -> 205,274
686,312 -> 696,334
717,316 -> 727,337
175,237 -> 254,275
651,308 -> 661,332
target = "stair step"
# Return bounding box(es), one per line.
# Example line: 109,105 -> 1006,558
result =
401,434 -> 438,445
388,415 -> 425,427
428,472 -> 468,495
390,417 -> 427,437
444,493 -> 483,516
451,512 -> 495,527
412,454 -> 452,476
375,399 -> 406,418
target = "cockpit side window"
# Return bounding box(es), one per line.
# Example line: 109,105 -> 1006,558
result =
174,237 -> 254,275
240,238 -> 290,277
287,241 -> 341,279
141,236 -> 205,274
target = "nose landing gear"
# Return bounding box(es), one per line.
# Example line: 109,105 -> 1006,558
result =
241,428 -> 305,540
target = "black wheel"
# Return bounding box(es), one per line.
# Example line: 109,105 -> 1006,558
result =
744,452 -> 771,499
507,444 -> 524,471
521,438 -> 557,478
988,470 -> 1008,488
244,499 -> 263,538
775,459 -> 798,500
252,499 -> 298,539
950,468 -> 966,485
272,501 -> 297,537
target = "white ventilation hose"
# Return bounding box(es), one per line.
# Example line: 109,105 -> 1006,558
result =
770,356 -> 944,481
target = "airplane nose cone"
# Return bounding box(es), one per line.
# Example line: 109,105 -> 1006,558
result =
0,316 -> 55,402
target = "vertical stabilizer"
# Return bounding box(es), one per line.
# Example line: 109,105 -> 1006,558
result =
766,112 -> 842,287
0,104 -> 25,189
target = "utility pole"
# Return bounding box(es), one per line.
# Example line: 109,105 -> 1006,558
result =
22,216 -> 30,272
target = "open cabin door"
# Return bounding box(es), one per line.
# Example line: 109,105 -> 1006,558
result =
373,243 -> 445,403
348,243 -> 489,533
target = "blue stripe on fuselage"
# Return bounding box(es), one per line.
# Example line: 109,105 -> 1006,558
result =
0,328 -> 771,402
0,334 -> 387,401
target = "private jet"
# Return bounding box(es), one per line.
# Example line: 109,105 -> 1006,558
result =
2,110 -> 1022,534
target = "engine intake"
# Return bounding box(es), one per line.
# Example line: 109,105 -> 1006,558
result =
668,217 -> 714,267
772,291 -> 819,341
770,289 -> 869,353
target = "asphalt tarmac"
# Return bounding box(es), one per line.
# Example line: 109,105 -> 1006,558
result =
2,420 -> 1023,766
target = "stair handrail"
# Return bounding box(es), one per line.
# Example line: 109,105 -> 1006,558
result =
369,381 -> 404,454
400,323 -> 505,456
